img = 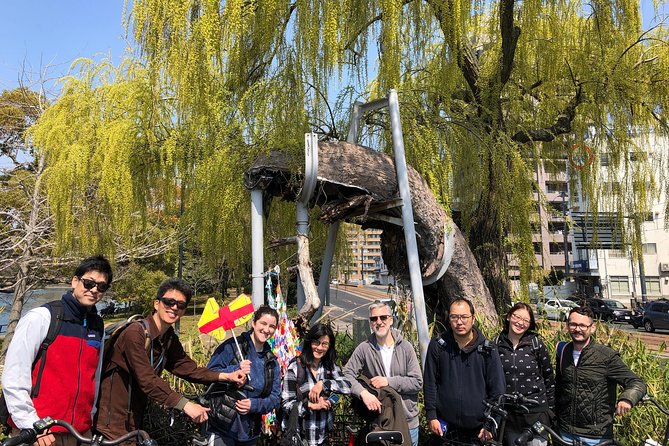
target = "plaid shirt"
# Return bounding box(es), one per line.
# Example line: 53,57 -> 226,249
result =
281,360 -> 351,446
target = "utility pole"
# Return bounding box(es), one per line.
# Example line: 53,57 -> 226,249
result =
560,190 -> 570,277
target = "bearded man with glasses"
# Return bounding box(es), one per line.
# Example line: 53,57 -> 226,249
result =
423,298 -> 505,446
555,306 -> 646,446
343,301 -> 422,446
94,278 -> 246,442
2,255 -> 112,446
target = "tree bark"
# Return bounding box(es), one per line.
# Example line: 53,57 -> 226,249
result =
0,152 -> 46,362
245,141 -> 498,325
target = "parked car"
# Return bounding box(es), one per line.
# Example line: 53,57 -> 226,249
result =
629,304 -> 645,329
537,299 -> 579,321
602,299 -> 633,323
584,298 -> 615,322
641,299 -> 669,333
567,296 -> 615,322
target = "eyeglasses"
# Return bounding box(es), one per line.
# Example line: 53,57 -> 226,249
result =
311,340 -> 331,349
510,314 -> 531,325
78,277 -> 110,293
449,314 -> 472,322
159,297 -> 188,310
369,315 -> 392,323
567,322 -> 593,330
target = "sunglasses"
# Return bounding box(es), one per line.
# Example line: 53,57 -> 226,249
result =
369,315 -> 391,322
159,297 -> 188,310
79,277 -> 110,293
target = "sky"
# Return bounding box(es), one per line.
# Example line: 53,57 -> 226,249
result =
0,1 -> 130,93
0,1 -> 667,94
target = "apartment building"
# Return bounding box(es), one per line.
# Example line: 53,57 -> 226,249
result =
518,133 -> 669,304
337,225 -> 386,284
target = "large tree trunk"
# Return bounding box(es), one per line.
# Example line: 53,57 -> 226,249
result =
245,141 -> 499,325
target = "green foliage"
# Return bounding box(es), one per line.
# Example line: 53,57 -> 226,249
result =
112,262 -> 169,309
27,0 -> 669,308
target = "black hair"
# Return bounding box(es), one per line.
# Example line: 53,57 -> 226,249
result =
253,305 -> 279,324
503,302 -> 537,332
569,305 -> 595,320
448,298 -> 475,316
75,255 -> 113,284
299,323 -> 337,371
156,278 -> 193,303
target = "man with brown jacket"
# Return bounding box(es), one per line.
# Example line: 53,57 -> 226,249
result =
94,279 -> 245,440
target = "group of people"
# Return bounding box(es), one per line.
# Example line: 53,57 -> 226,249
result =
424,298 -> 647,446
1,256 -> 647,446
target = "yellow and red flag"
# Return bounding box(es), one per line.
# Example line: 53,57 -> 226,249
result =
198,294 -> 255,337
197,298 -> 226,341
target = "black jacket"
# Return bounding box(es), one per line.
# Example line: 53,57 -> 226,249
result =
353,376 -> 411,446
556,340 -> 646,439
495,331 -> 555,415
423,327 -> 505,432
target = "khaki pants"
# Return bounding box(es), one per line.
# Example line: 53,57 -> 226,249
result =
11,428 -> 91,446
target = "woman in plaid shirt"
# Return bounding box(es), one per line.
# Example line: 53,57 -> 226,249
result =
281,323 -> 351,445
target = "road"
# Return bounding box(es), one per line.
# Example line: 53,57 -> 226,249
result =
326,286 -> 669,354
316,284 -> 391,331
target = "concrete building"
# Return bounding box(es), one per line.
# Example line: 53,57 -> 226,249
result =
337,225 -> 388,284
518,133 -> 669,305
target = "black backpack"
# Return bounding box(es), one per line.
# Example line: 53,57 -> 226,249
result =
278,360 -> 309,446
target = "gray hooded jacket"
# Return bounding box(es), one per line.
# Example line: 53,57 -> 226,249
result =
343,328 -> 422,429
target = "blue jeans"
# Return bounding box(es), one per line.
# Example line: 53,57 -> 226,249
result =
560,431 -> 607,446
410,427 -> 419,446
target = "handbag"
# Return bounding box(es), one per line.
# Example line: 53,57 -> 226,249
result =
200,382 -> 247,432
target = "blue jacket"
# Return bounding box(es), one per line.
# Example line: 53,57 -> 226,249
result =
423,326 -> 505,432
207,330 -> 280,441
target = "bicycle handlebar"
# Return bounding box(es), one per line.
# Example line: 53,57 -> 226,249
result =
514,429 -> 534,446
1,417 -> 156,446
642,395 -> 669,417
515,421 -> 620,446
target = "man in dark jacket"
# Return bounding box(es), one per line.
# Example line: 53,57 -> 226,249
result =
423,298 -> 505,445
556,306 -> 646,445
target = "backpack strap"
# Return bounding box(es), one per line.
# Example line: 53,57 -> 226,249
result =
556,341 -> 568,373
31,301 -> 64,398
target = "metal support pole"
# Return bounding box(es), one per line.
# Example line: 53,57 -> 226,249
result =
297,133 -> 319,311
251,189 -> 264,308
312,221 -> 340,323
296,202 -> 308,309
387,89 -> 430,367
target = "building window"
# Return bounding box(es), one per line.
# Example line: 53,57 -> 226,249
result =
548,201 -> 568,214
549,242 -> 572,254
646,276 -> 661,294
546,181 -> 568,194
600,152 -> 611,166
608,249 -> 627,258
533,242 -> 542,254
609,276 -> 630,294
642,243 -> 657,255
548,221 -> 567,233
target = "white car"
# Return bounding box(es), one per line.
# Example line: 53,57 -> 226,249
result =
537,299 -> 579,321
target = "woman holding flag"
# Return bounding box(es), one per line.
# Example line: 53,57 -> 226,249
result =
207,305 -> 281,446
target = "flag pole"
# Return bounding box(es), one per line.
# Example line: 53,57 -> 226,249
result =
230,329 -> 251,382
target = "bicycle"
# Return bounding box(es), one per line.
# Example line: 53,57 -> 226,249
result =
481,393 -> 539,446
1,417 -> 155,446
638,395 -> 669,446
513,422 -> 622,446
346,426 -> 404,446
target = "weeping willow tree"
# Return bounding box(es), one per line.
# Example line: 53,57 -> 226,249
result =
30,0 -> 669,314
